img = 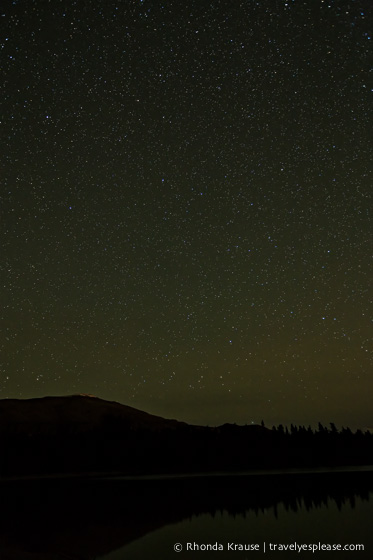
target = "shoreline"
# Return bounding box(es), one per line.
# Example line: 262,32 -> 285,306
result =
1,463 -> 373,483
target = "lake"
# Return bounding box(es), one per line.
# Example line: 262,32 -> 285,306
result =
109,495 -> 372,559
0,467 -> 372,559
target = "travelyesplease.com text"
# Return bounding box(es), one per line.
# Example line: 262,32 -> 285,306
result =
173,541 -> 365,553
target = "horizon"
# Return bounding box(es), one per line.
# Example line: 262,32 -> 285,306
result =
1,392 -> 372,433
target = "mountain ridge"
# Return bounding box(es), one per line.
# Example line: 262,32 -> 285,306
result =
1,395 -> 372,478
0,394 -> 195,435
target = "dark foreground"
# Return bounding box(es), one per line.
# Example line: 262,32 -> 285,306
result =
0,468 -> 372,559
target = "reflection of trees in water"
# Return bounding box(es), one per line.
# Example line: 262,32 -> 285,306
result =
171,471 -> 372,519
0,471 -> 372,559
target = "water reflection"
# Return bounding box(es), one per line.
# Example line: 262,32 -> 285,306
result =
111,496 -> 372,560
0,469 -> 372,559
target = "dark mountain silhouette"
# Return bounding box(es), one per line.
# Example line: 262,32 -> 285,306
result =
0,395 -> 269,477
0,395 -> 372,478
0,394 -> 189,435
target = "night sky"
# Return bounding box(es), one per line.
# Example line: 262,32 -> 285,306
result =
2,0 -> 372,428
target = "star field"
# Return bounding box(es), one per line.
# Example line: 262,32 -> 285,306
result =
1,0 -> 372,427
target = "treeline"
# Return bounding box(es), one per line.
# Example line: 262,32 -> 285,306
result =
1,419 -> 372,478
258,422 -> 373,470
270,421 -> 373,439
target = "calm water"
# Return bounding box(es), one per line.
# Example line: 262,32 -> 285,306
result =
1,468 -> 372,559
105,495 -> 373,560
